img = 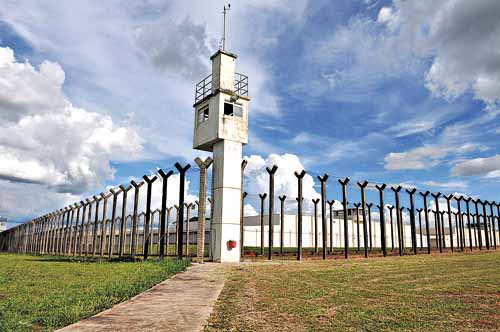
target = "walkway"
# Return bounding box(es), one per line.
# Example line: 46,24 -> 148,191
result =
58,263 -> 226,332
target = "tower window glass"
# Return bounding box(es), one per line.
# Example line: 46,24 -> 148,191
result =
224,102 -> 243,117
198,106 -> 209,125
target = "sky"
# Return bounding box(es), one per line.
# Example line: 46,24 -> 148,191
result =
1,0 -> 500,228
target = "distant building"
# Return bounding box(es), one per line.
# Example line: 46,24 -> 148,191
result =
0,217 -> 7,232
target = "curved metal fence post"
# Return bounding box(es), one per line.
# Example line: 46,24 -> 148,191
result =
295,170 -> 306,261
258,193 -> 267,256
338,177 -> 350,259
118,184 -> 132,258
456,196 -> 465,251
130,180 -> 144,257
481,200 -> 490,250
366,203 -> 374,252
92,196 -> 102,256
463,197 -> 473,251
376,184 -> 387,257
416,208 -> 423,250
431,192 -> 443,253
406,188 -> 417,255
312,198 -> 320,254
444,195 -> 454,252
388,205 -> 395,252
267,165 -> 278,260
357,181 -> 369,258
391,186 -> 403,256
175,162 -> 191,259
327,200 -> 335,253
71,203 -> 81,255
99,192 -> 111,256
279,195 -> 287,255
353,203 -> 361,252
78,201 -> 87,256
419,191 -> 431,254
143,174 -> 158,260
108,188 -> 122,258
158,169 -> 174,258
473,199 -> 482,250
488,201 -> 497,250
317,174 -> 329,260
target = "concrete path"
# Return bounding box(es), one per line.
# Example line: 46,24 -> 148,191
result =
58,263 -> 226,332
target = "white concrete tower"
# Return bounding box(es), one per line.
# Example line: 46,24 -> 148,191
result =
192,48 -> 249,262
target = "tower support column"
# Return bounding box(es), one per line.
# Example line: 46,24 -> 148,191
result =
211,139 -> 242,263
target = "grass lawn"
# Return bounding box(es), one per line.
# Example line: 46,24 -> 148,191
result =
0,254 -> 189,332
205,251 -> 500,332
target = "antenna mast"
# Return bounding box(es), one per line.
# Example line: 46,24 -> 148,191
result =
222,4 -> 231,50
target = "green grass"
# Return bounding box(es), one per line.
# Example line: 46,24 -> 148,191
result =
0,253 -> 189,332
205,251 -> 500,332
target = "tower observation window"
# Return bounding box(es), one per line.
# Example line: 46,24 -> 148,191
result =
224,102 -> 243,117
198,106 -> 209,125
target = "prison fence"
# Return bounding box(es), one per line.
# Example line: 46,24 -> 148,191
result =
1,160 -> 499,262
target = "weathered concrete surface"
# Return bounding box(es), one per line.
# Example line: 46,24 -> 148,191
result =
57,263 -> 226,332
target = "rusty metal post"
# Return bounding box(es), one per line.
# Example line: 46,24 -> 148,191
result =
392,186 -> 403,256
327,200 -> 335,253
108,188 -> 122,258
431,192 -> 443,253
157,169 -> 174,258
143,175 -> 157,260
357,181 -> 369,258
259,193 -> 267,256
279,195 -> 286,255
175,163 -> 190,260
318,174 -> 329,260
353,202 -> 361,252
339,177 -> 350,259
375,184 -> 387,257
295,170 -> 306,260
312,198 -> 320,254
464,198 -> 473,251
130,180 -> 144,256
267,165 -> 278,260
118,184 -> 132,257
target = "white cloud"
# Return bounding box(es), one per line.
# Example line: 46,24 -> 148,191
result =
423,180 -> 468,191
451,154 -> 500,178
384,143 -> 478,171
377,7 -> 393,24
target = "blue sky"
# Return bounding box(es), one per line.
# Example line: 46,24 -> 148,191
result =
1,0 -> 500,227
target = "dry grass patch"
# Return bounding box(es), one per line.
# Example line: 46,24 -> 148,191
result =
206,251 -> 500,332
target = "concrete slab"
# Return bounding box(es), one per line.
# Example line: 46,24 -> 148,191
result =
57,263 -> 226,332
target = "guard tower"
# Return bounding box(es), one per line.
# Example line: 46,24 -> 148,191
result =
192,46 -> 249,262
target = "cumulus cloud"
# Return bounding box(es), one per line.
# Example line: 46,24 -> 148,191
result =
0,47 -> 143,219
384,143 -> 478,171
379,0 -> 500,108
451,154 -> 500,178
